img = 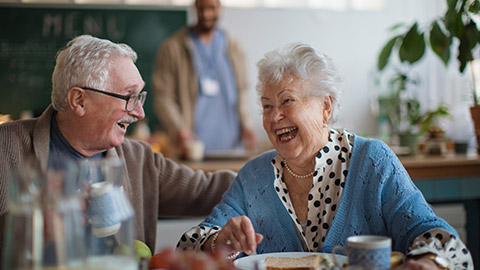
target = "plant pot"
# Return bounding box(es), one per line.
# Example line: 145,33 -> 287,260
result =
454,141 -> 469,155
399,133 -> 419,156
425,137 -> 447,156
471,105 -> 480,154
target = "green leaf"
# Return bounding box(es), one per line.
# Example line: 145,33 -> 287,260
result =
444,3 -> 465,38
406,98 -> 422,125
377,36 -> 398,71
429,20 -> 452,66
469,0 -> 480,13
420,104 -> 450,134
387,23 -> 406,32
399,23 -> 426,64
444,0 -> 459,28
457,21 -> 479,72
446,0 -> 458,10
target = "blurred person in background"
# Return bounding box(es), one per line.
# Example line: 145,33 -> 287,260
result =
152,0 -> 257,158
0,34 -> 235,261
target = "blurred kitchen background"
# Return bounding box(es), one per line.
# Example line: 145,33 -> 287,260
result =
1,0 -> 478,152
0,0 -> 478,263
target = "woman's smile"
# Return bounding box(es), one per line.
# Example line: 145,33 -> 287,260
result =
276,126 -> 298,142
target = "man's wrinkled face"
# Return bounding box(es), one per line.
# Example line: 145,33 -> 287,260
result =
83,56 -> 145,151
195,0 -> 221,33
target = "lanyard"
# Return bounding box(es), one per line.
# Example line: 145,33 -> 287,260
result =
191,29 -> 221,78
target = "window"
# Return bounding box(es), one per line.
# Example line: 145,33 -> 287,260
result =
2,0 -> 385,11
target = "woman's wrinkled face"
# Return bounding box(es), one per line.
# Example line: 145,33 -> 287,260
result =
261,76 -> 332,162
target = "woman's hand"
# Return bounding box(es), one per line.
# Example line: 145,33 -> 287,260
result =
394,256 -> 444,270
211,216 -> 263,255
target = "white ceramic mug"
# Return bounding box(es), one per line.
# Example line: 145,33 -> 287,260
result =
89,182 -> 123,237
186,139 -> 204,161
332,235 -> 391,269
80,158 -> 134,238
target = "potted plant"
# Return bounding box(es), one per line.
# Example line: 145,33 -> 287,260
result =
377,0 -> 480,153
378,69 -> 450,155
377,69 -> 417,142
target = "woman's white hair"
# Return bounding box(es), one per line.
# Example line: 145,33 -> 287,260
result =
51,35 -> 137,111
256,42 -> 343,124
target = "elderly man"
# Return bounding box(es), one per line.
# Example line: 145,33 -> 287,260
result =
0,35 -> 235,260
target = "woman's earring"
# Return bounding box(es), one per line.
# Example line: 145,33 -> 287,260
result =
323,123 -> 328,128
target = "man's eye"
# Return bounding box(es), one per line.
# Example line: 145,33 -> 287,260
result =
262,104 -> 272,109
283,98 -> 292,104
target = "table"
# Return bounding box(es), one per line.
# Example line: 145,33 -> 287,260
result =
181,154 -> 480,179
399,154 -> 480,180
180,154 -> 480,266
400,154 -> 480,267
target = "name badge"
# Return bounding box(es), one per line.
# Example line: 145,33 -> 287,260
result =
200,78 -> 220,96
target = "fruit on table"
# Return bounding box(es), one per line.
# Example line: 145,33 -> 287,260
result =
149,248 -> 238,270
113,243 -> 132,256
112,240 -> 152,262
135,240 -> 153,261
150,248 -> 178,269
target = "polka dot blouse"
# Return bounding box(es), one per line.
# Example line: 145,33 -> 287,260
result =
271,128 -> 352,251
177,129 -> 472,269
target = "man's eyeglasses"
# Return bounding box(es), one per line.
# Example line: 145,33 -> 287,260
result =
81,87 -> 147,112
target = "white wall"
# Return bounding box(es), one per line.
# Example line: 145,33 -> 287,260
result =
156,217 -> 204,252
189,0 -> 476,148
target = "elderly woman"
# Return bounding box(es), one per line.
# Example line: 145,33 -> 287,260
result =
177,43 -> 473,269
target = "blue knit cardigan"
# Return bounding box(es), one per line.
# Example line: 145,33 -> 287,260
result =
200,135 -> 456,255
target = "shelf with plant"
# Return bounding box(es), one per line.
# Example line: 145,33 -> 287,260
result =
377,68 -> 450,155
376,0 -> 480,153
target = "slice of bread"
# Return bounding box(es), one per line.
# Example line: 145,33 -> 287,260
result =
264,254 -> 321,270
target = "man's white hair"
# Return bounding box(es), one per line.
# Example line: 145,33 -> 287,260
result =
51,35 -> 137,111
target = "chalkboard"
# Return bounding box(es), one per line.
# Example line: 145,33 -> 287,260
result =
0,4 -> 187,131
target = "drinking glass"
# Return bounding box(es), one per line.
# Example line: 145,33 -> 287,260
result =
3,158 -> 87,270
3,159 -> 44,270
78,157 -> 137,270
42,159 -> 87,269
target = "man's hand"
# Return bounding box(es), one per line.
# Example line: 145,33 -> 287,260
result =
177,129 -> 196,158
241,128 -> 257,151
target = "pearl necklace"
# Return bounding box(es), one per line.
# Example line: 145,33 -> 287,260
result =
283,159 -> 315,179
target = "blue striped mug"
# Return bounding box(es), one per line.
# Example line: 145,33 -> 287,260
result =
332,235 -> 391,269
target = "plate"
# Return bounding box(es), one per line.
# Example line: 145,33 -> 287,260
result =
234,252 -> 346,270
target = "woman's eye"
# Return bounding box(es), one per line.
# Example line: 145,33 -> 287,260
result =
283,98 -> 292,104
262,104 -> 272,109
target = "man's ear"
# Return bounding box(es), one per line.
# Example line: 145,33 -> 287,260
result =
68,87 -> 86,117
